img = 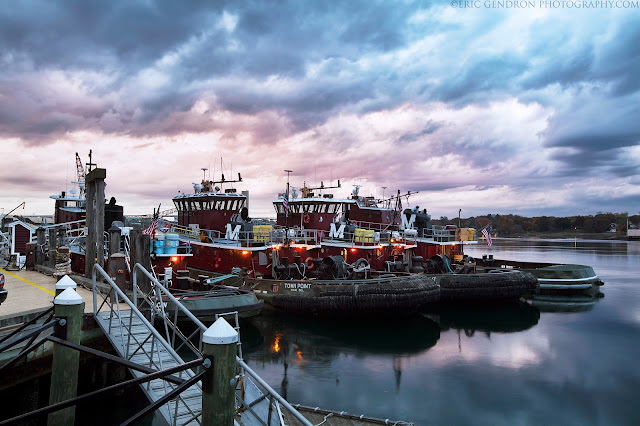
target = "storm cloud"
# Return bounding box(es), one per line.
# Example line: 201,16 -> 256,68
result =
0,1 -> 638,217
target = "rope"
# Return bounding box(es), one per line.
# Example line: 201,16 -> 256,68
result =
314,412 -> 333,425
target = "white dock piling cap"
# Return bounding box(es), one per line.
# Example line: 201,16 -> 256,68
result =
54,287 -> 83,305
55,275 -> 77,291
203,317 -> 238,345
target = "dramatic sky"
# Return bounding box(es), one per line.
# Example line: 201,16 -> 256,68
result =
1,0 -> 639,219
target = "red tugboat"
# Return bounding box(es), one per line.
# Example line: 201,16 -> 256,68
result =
159,173 -> 537,315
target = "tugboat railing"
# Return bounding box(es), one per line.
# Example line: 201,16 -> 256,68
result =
43,219 -> 87,230
166,220 -> 474,249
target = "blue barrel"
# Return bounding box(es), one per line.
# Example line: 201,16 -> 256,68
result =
164,233 -> 179,254
153,233 -> 165,254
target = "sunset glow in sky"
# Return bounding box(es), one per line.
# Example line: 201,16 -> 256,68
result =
1,1 -> 639,218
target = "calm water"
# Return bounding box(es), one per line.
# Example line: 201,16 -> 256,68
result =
3,239 -> 638,425
242,239 -> 640,425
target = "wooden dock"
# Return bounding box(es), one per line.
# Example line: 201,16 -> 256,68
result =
0,267 -> 96,328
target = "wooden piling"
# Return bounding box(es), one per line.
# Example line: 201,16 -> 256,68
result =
85,168 -> 106,278
36,227 -> 46,266
108,224 -> 121,258
202,317 -> 238,426
48,287 -> 83,426
129,229 -> 152,294
56,228 -> 66,248
108,253 -> 127,292
48,228 -> 57,268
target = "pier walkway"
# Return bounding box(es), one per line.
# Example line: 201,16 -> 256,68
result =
0,267 -> 96,327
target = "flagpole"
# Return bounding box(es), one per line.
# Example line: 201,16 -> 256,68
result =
284,170 -> 292,245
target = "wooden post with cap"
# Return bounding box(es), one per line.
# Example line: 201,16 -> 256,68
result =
85,167 -> 106,277
55,275 -> 77,296
48,287 -> 83,426
202,317 -> 238,425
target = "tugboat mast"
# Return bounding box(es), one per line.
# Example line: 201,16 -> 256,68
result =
284,170 -> 292,242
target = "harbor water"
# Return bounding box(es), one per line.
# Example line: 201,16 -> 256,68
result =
2,239 -> 638,425
242,238 -> 640,425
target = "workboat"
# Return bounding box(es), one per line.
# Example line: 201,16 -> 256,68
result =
161,275 -> 263,320
152,172 -> 538,313
45,154 -> 263,320
476,256 -> 604,294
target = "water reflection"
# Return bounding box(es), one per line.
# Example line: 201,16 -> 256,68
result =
422,301 -> 540,334
240,240 -> 640,425
246,311 -> 441,357
527,292 -> 604,312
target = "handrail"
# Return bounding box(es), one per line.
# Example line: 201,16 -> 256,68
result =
93,263 -> 203,426
131,263 -> 312,426
92,264 -> 190,365
131,263 -> 207,331
43,219 -> 87,229
238,359 -> 313,426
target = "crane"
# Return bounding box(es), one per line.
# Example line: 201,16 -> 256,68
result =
75,152 -> 86,197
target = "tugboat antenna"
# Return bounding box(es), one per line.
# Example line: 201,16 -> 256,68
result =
85,149 -> 97,172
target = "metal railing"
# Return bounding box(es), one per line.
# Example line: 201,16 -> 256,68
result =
92,264 -> 202,425
133,264 -> 312,426
0,307 -> 58,372
92,263 -> 311,426
157,217 -> 477,251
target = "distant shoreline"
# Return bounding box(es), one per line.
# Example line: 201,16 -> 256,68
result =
490,232 -> 632,241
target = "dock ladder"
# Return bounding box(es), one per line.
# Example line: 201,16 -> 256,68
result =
92,263 -> 312,426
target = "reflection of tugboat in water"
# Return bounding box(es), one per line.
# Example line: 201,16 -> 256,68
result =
423,301 -> 541,335
155,172 -> 538,314
243,309 -> 441,419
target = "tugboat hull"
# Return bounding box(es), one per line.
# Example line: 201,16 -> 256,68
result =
439,271 -> 539,302
245,274 -> 440,315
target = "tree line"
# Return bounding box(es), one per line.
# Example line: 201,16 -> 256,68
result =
432,212 -> 640,236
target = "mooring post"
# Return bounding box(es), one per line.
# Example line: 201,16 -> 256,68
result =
48,228 -> 57,268
48,287 -> 83,426
56,228 -> 66,248
108,253 -> 127,293
55,274 -> 77,296
85,167 -> 106,278
36,227 -> 46,265
108,224 -> 121,257
130,229 -> 152,294
202,317 -> 238,426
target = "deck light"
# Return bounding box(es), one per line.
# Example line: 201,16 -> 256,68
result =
242,250 -> 249,256
171,256 -> 179,263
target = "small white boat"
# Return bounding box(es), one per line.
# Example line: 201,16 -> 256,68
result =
480,258 -> 603,294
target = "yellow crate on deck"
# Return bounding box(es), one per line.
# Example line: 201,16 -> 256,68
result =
354,228 -> 374,243
253,225 -> 272,242
456,228 -> 475,241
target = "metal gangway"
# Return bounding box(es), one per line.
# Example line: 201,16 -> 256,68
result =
92,263 -> 312,426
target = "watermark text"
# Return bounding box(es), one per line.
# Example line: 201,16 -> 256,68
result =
450,1 -> 639,8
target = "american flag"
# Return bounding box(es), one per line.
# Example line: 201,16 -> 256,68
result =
143,217 -> 158,235
481,225 -> 492,247
283,191 -> 289,217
